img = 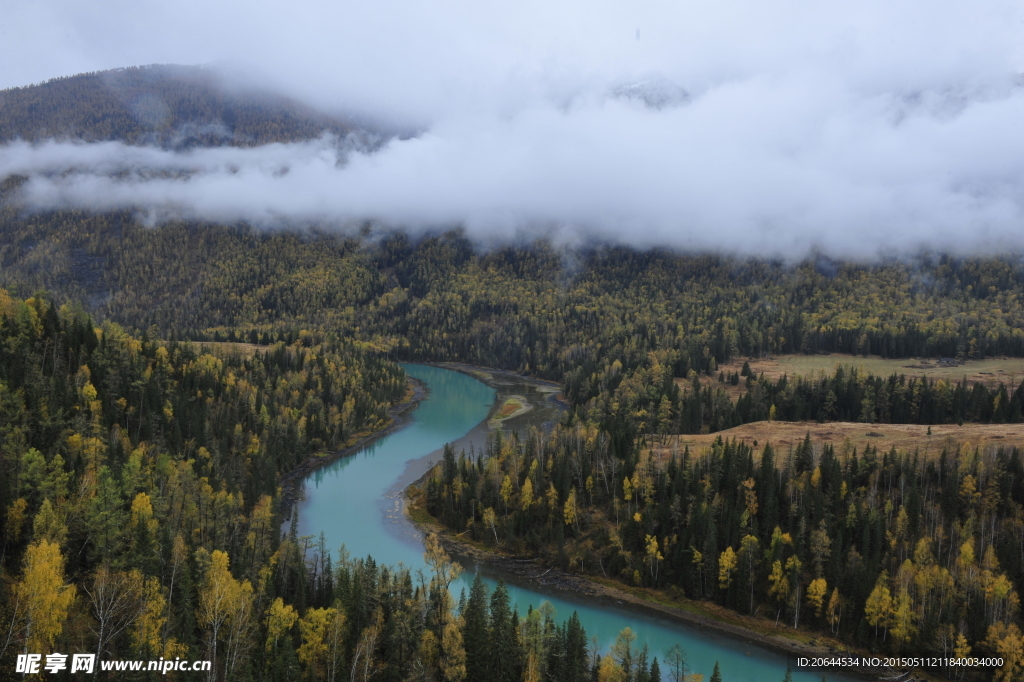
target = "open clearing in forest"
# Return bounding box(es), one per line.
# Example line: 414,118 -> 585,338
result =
190,341 -> 265,357
649,421 -> 1024,461
678,354 -> 1024,400
720,353 -> 1024,386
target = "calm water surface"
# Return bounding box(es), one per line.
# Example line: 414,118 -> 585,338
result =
299,364 -> 856,682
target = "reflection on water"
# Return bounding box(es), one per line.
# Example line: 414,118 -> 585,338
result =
299,364 -> 856,682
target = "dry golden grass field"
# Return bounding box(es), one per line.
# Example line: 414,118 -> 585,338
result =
649,420 -> 1024,462
189,341 -> 265,357
727,353 -> 1024,385
678,353 -> 1024,400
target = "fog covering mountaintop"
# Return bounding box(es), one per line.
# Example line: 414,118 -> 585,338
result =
2,0 -> 1024,257
3,64 -> 1024,368
0,65 -> 357,148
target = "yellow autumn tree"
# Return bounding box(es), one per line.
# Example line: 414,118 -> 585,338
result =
520,478 -> 534,510
245,495 -> 276,571
4,498 -> 27,544
298,607 -> 342,680
351,608 -> 384,682
826,588 -> 842,634
32,498 -> 68,547
622,477 -> 634,515
889,588 -> 917,648
130,492 -> 158,534
85,566 -> 143,661
598,655 -> 627,682
440,611 -> 467,682
646,535 -> 664,582
806,578 -> 828,617
563,489 -> 578,529
784,556 -> 803,628
198,549 -> 254,680
133,573 -> 186,661
985,622 -> 1024,682
482,507 -> 499,544
294,602 -> 345,682
864,572 -> 893,639
15,540 -> 77,653
767,560 -> 788,625
419,630 -> 439,676
738,534 -> 761,614
265,597 -> 298,653
500,475 -> 513,513
718,547 -> 737,590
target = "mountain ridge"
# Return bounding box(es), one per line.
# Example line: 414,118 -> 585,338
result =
0,63 -> 357,148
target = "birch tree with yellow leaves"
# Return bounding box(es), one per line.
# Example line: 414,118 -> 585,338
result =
12,540 -> 76,655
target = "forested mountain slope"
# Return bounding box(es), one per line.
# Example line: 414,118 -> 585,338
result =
0,65 -> 355,147
5,206 -> 1024,432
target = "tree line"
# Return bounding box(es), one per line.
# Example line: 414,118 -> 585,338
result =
583,362 -> 1024,438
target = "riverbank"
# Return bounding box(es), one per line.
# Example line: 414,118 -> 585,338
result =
278,376 -> 428,520
400,362 -> 938,682
406,489 -> 930,681
428,361 -> 569,410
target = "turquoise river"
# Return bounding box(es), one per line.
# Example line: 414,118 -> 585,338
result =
298,364 -> 858,682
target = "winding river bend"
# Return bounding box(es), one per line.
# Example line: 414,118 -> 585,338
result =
298,364 -> 857,682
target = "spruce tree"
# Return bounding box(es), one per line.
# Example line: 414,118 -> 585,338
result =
565,612 -> 588,682
462,574 -> 490,682
546,622 -> 567,682
636,644 -> 650,682
488,581 -> 519,682
649,658 -> 661,682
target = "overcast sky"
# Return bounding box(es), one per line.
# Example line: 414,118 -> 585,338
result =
3,0 -> 1024,256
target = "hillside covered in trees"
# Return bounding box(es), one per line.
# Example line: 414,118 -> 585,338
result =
0,65 -> 359,148
0,290 -> 411,677
0,289 -> 665,682
421,426 -> 1024,680
5,204 -> 1024,438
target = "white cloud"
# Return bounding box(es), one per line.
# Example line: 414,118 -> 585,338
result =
2,0 -> 1024,256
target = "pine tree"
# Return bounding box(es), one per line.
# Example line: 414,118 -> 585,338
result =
488,581 -> 519,682
649,658 -> 661,682
710,661 -> 722,682
635,644 -> 650,682
565,612 -> 589,682
462,574 -> 490,682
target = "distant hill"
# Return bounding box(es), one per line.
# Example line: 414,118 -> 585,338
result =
0,64 -> 355,147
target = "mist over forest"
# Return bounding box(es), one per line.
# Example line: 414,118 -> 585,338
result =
4,2 -> 1024,680
4,0 -> 1024,257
